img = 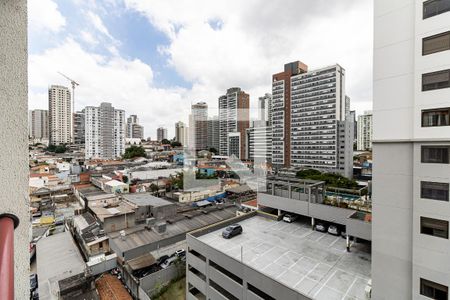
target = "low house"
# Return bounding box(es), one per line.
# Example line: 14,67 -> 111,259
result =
123,193 -> 177,222
105,180 -> 129,194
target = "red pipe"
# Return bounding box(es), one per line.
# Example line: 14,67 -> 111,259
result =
0,216 -> 14,300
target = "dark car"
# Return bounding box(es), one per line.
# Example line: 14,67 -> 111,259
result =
222,224 -> 243,239
156,255 -> 170,266
30,273 -> 38,292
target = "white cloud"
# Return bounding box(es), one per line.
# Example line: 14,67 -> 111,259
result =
86,11 -> 116,42
28,0 -> 66,32
29,39 -> 190,139
80,31 -> 98,46
125,0 -> 373,114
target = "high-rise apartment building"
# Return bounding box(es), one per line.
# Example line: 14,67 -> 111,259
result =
85,102 -> 125,159
73,110 -> 85,145
373,1 -> 450,299
126,115 -> 144,139
28,109 -> 48,140
157,127 -> 168,142
349,110 -> 357,143
258,93 -> 272,125
207,116 -> 219,152
48,85 -> 71,145
357,111 -> 373,151
289,64 -> 353,178
272,61 -> 308,168
246,121 -> 272,163
175,121 -> 188,146
189,102 -> 208,151
218,87 -> 250,159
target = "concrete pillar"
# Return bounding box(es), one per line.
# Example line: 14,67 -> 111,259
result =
288,183 -> 292,199
311,217 -> 315,229
346,235 -> 350,252
272,183 -> 275,195
0,0 -> 29,298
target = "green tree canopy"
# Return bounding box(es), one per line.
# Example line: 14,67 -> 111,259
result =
171,141 -> 182,147
161,139 -> 171,145
296,169 -> 358,189
46,144 -> 67,153
123,145 -> 146,159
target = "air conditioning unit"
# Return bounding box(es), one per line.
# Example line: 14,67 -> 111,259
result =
152,222 -> 167,234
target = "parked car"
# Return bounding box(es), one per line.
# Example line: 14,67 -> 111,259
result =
175,249 -> 186,257
222,224 -> 243,239
160,256 -> 178,269
156,255 -> 170,266
315,223 -> 328,232
30,273 -> 38,292
328,225 -> 341,236
283,214 -> 298,223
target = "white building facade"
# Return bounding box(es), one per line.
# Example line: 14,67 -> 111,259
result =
290,65 -> 353,178
372,1 -> 450,299
157,127 -> 168,142
175,121 -> 188,146
29,109 -> 48,141
48,85 -> 71,145
85,102 -> 125,160
357,111 -> 373,151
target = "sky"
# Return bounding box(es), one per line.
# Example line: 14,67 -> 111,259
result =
28,0 -> 373,140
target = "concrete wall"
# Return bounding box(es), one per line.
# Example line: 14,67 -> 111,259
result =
372,143 -> 413,300
140,264 -> 180,296
0,0 -> 29,298
86,254 -> 117,276
103,212 -> 136,233
258,193 -> 309,216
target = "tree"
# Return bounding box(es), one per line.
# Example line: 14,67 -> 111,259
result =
46,144 -> 67,153
161,138 -> 171,145
122,175 -> 129,184
208,147 -> 218,154
171,141 -> 182,148
149,183 -> 159,193
123,145 -> 146,159
296,169 -> 358,189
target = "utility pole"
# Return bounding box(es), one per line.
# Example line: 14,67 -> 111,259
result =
58,72 -> 79,144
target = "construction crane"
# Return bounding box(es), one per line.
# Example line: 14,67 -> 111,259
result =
58,72 -> 79,144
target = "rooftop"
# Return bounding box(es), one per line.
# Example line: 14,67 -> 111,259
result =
88,198 -> 135,222
197,215 -> 371,300
122,193 -> 175,207
36,232 -> 86,300
109,205 -> 238,255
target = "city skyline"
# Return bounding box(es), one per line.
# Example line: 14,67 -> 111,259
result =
28,0 -> 373,139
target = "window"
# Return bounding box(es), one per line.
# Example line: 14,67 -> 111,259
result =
247,283 -> 276,300
422,69 -> 450,91
209,260 -> 243,285
421,146 -> 450,164
421,217 -> 449,239
423,31 -> 450,55
423,0 -> 450,19
421,181 -> 450,201
422,108 -> 450,127
209,279 -> 238,300
420,278 -> 448,300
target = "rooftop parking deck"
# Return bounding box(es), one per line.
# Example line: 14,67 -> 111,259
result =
197,216 -> 371,300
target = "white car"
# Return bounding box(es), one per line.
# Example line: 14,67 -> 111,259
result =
160,256 -> 178,269
283,214 -> 298,223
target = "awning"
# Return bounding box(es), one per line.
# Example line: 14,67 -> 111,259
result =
127,253 -> 156,271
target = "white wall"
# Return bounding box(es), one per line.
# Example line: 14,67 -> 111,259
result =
0,0 -> 29,297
